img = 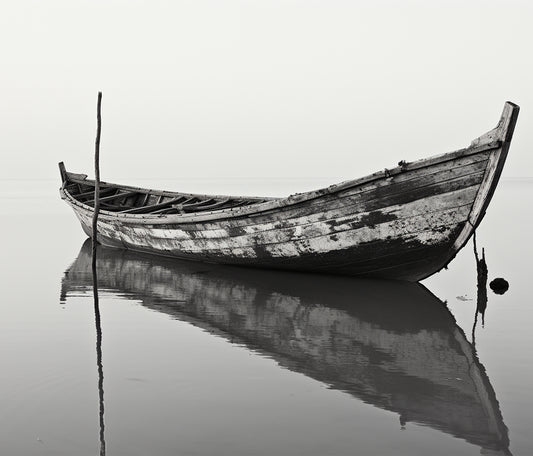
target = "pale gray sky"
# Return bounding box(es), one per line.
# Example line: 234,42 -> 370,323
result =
2,0 -> 532,195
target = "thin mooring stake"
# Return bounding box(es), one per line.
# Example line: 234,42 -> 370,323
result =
92,91 -> 102,262
91,91 -> 106,455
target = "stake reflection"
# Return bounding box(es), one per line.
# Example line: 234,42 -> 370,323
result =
92,247 -> 106,456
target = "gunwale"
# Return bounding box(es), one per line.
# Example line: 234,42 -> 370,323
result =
60,140 -> 501,225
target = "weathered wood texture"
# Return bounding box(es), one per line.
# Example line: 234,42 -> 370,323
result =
92,91 -> 102,263
59,102 -> 519,281
62,241 -> 511,455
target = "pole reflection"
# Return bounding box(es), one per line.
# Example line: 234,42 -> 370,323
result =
472,233 -> 488,345
92,248 -> 106,456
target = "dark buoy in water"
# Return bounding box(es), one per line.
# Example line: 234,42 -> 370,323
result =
490,278 -> 509,295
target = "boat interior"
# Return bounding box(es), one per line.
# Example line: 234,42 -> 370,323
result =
62,172 -> 271,215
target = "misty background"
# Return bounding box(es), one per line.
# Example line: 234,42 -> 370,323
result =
2,0 -> 532,201
2,4 -> 533,454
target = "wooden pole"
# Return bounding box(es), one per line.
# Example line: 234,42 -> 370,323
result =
92,92 -> 102,262
91,91 -> 106,455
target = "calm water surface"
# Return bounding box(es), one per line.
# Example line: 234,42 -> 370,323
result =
1,178 -> 532,455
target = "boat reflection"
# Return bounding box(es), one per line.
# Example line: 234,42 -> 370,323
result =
62,240 -> 511,455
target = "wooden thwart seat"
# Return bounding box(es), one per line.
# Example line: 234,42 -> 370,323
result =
119,196 -> 193,214
76,186 -> 115,200
116,195 -> 248,215
67,179 -> 266,215
85,190 -> 139,205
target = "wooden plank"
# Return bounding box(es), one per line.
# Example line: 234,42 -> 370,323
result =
65,162 -> 479,248
451,105 -> 519,255
88,202 -> 463,270
150,197 -> 230,215
159,201 -> 472,256
85,190 -> 139,205
65,171 -> 89,182
140,193 -> 151,206
103,168 -> 481,249
254,158 -> 487,221
65,183 -> 80,194
191,199 -> 232,211
239,190 -> 476,251
61,133 -> 498,218
75,187 -> 115,200
98,187 -> 473,261
114,154 -> 490,227
58,162 -> 67,183
119,196 -> 192,214
146,198 -> 240,217
150,165 -> 486,239
174,198 -> 216,212
99,203 -> 136,211
208,234 -> 452,277
226,164 -> 487,233
65,173 -> 270,202
337,152 -> 490,199
140,185 -> 476,251
150,207 -> 179,215
63,102 -> 514,227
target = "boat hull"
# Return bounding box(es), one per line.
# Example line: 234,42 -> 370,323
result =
60,102 -> 519,281
71,200 -> 469,281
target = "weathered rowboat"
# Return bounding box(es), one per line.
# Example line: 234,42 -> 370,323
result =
59,102 -> 519,281
62,241 -> 512,455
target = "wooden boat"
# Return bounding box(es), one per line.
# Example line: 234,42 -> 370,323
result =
61,240 -> 512,455
59,102 -> 519,281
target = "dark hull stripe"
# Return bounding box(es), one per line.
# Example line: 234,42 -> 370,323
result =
148,164 -> 486,238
